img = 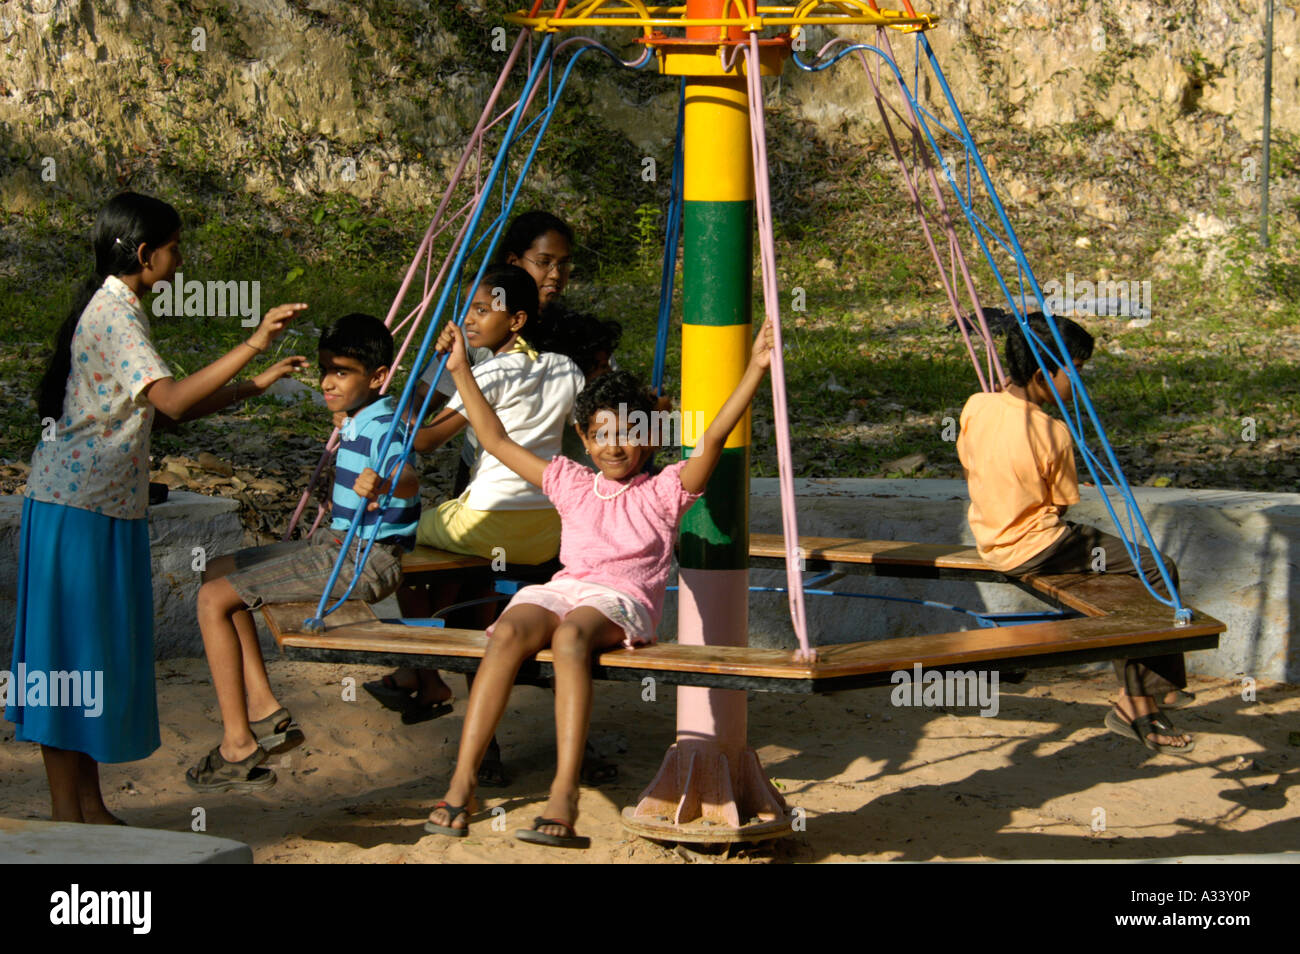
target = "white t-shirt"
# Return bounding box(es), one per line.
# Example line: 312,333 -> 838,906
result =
444,351 -> 584,510
422,344 -> 493,469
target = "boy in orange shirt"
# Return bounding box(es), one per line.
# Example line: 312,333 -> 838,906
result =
957,315 -> 1195,755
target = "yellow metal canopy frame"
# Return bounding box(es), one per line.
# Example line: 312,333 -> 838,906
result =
503,2 -> 940,38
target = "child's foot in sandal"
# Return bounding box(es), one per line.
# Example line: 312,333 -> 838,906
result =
515,816 -> 590,849
363,674 -> 414,712
1104,707 -> 1196,754
424,799 -> 473,837
185,744 -> 276,793
515,789 -> 588,849
580,741 -> 618,787
249,706 -> 305,756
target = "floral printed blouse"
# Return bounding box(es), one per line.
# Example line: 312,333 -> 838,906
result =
26,275 -> 172,519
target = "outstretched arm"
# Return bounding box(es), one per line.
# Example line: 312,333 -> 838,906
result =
679,319 -> 774,496
166,355 -> 310,423
436,323 -> 548,489
144,303 -> 307,419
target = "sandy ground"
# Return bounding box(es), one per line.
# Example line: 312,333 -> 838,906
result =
2,661 -> 1297,863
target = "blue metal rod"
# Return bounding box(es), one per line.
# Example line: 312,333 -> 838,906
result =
305,33 -> 559,629
791,37 -> 1187,621
308,38 -> 644,627
652,77 -> 686,394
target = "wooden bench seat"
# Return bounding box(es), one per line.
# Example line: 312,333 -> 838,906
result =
264,537 -> 1223,694
400,545 -> 490,575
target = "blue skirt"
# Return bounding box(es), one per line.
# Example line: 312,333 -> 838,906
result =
5,497 -> 160,763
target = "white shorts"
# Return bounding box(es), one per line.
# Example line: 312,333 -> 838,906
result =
490,577 -> 654,648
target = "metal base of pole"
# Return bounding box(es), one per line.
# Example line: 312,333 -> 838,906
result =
622,740 -> 792,844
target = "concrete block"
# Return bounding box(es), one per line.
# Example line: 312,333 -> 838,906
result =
0,492 -> 244,660
0,817 -> 252,864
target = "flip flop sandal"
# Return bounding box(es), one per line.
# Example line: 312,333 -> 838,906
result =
185,744 -> 276,793
1162,689 -> 1196,709
477,752 -> 511,788
250,707 -> 305,756
580,751 -> 619,787
399,698 -> 454,725
363,676 -> 415,712
1104,708 -> 1196,755
423,800 -> 470,837
515,816 -> 590,850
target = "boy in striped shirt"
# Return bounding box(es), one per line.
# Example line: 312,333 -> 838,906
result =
185,313 -> 420,792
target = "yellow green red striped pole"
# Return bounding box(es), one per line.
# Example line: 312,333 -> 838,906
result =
626,0 -> 790,840
675,67 -> 753,754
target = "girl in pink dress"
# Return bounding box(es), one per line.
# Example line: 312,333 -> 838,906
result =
423,318 -> 776,848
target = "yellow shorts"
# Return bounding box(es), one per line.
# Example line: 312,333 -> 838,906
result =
415,493 -> 561,566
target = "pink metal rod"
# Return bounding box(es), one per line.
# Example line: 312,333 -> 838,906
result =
382,28 -> 537,389
806,33 -> 1007,391
873,28 -> 1006,387
744,36 -> 812,661
857,46 -> 992,393
283,28 -> 534,540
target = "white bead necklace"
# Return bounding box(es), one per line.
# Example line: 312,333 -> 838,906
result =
592,471 -> 633,500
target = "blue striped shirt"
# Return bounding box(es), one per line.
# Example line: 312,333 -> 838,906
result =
331,397 -> 420,551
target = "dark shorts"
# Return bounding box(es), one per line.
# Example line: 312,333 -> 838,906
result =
1006,521 -> 1185,696
225,533 -> 404,608
1008,521 -> 1179,590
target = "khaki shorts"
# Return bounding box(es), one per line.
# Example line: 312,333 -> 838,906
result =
225,533 -> 404,608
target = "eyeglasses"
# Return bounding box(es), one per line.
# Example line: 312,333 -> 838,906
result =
521,254 -> 572,275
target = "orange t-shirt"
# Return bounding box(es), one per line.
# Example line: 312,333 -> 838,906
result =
956,390 -> 1080,572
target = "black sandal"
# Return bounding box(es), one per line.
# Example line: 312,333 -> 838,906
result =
363,675 -> 414,712
1104,708 -> 1196,754
581,743 -> 619,787
424,800 -> 470,837
185,744 -> 276,793
515,816 -> 590,850
399,698 -> 454,725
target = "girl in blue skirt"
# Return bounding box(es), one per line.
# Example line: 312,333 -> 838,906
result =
7,192 -> 308,823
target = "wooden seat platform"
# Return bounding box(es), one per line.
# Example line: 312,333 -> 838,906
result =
749,533 -> 1005,581
401,545 -> 490,575
264,538 -> 1223,694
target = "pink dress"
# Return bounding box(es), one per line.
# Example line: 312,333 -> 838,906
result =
490,457 -> 701,646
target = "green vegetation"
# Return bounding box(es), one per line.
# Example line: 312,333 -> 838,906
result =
1,28 -> 1298,496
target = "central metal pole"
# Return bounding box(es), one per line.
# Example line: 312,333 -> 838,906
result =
623,0 -> 790,842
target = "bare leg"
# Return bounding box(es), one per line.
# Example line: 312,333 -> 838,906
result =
75,752 -> 122,824
428,604 -> 558,830
392,580 -> 461,704
539,607 -> 625,838
201,555 -> 282,723
41,745 -> 84,823
196,577 -> 260,762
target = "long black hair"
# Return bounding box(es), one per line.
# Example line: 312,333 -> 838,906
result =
528,301 -> 621,377
36,192 -> 181,421
493,210 -> 573,263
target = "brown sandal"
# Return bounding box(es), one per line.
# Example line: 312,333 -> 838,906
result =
185,744 -> 277,793
249,707 -> 305,755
